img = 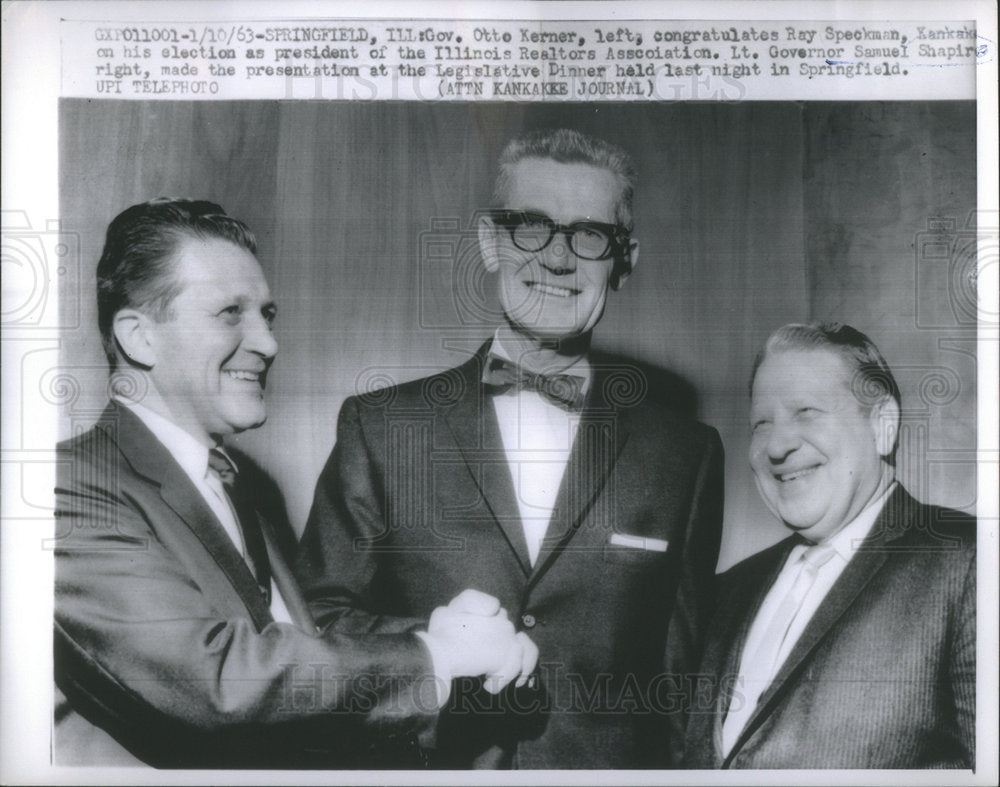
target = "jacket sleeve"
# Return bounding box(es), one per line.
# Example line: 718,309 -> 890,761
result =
54,433 -> 440,759
661,425 -> 725,765
950,543 -> 976,767
295,395 -> 427,634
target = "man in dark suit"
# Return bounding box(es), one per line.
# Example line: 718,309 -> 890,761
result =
295,129 -> 725,768
684,322 -> 976,769
54,199 -> 536,768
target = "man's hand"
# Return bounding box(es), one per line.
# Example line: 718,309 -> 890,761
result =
423,589 -> 538,694
483,631 -> 538,694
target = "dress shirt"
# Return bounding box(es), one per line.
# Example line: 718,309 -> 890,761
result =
723,482 -> 896,754
486,336 -> 591,566
115,398 -> 293,624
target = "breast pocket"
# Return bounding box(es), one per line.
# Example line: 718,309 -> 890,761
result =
602,542 -> 669,567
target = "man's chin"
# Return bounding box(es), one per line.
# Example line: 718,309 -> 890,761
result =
222,411 -> 268,436
760,492 -> 821,534
775,509 -> 828,536
509,320 -> 587,342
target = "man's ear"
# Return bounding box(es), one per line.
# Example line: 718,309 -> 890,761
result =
870,396 -> 900,458
612,239 -> 640,290
478,215 -> 502,273
610,240 -> 639,292
112,309 -> 157,368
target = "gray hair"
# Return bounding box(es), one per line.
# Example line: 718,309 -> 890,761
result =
493,128 -> 637,230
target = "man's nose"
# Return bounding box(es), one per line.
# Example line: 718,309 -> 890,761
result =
243,314 -> 278,359
539,233 -> 576,275
766,418 -> 801,462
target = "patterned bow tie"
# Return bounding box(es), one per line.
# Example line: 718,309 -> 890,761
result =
483,355 -> 586,411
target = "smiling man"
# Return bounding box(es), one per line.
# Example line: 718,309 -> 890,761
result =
684,323 -> 976,769
54,199 -> 536,768
296,129 -> 725,768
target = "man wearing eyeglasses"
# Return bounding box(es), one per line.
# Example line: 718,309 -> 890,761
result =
296,129 -> 724,769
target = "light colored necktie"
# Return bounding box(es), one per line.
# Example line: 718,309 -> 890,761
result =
721,542 -> 836,755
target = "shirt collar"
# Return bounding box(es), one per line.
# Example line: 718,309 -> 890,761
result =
487,331 -> 592,391
115,397 -> 237,481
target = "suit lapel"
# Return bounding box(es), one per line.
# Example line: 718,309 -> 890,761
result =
728,487 -> 912,761
259,517 -> 318,633
440,348 -> 636,582
109,404 -> 273,631
440,349 -> 532,575
529,360 -> 629,585
715,539 -> 799,766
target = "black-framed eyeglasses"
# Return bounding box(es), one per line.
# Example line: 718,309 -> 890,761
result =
490,210 -> 630,261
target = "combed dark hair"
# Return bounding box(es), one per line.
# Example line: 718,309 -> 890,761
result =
96,198 -> 257,367
493,128 -> 637,230
750,322 -> 902,462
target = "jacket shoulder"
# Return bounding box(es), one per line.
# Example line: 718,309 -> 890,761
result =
592,349 -> 696,409
56,421 -> 123,483
592,353 -> 722,453
923,503 -> 976,539
58,418 -> 118,450
881,488 -> 977,553
350,357 -> 479,411
895,502 -> 977,558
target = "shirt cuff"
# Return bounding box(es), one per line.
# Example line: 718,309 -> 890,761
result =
414,631 -> 452,708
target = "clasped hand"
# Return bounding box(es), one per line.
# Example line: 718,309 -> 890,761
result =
425,589 -> 538,694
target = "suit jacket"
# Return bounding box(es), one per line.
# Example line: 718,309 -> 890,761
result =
295,345 -> 725,768
54,403 -> 439,768
684,485 -> 976,769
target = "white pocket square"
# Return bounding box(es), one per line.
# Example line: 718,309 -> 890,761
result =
609,533 -> 669,552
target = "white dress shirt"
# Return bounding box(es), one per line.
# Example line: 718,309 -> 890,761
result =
487,337 -> 590,567
723,482 -> 896,754
116,398 -> 293,624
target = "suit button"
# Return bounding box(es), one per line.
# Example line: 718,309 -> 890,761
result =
521,614 -> 536,628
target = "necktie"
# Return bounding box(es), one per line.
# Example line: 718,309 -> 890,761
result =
483,355 -> 586,411
721,541 -> 836,754
208,448 -> 272,605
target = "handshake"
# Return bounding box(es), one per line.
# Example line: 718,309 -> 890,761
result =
420,589 -> 539,696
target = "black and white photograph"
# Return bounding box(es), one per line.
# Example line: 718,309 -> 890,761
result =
1,2 -> 997,784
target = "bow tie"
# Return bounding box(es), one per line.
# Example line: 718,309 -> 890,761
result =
483,355 -> 586,411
